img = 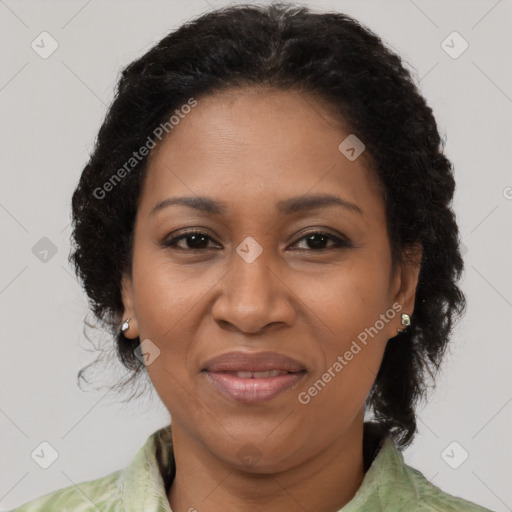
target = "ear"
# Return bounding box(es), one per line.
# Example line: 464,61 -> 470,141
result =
120,273 -> 138,339
387,242 -> 423,337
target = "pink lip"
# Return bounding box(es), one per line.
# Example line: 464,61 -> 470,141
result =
204,370 -> 306,404
202,351 -> 307,404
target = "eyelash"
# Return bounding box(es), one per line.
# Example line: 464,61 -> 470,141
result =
161,229 -> 351,252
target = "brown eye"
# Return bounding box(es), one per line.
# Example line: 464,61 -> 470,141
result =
161,229 -> 351,252
162,231 -> 217,251
291,231 -> 351,251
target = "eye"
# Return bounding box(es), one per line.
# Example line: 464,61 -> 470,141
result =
161,230 -> 219,251
161,229 -> 351,252
290,231 -> 351,251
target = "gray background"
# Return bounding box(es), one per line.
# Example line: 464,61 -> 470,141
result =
1,0 -> 511,510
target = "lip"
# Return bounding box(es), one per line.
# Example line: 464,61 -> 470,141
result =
202,351 -> 307,404
203,351 -> 306,373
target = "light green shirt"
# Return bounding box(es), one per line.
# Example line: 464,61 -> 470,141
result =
9,424 -> 493,511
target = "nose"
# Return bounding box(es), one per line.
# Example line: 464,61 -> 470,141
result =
211,245 -> 296,335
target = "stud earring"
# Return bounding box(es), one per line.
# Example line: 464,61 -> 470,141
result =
121,317 -> 131,333
397,313 -> 411,333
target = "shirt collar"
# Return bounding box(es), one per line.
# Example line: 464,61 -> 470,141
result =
116,426 -> 173,511
116,422 -> 409,511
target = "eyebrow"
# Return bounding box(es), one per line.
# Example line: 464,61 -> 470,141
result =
150,193 -> 363,217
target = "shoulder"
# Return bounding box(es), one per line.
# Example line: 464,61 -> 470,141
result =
400,463 -> 494,512
8,470 -> 123,511
364,433 -> 494,512
8,426 -> 171,512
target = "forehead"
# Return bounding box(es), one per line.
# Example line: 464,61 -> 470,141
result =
139,87 -> 383,220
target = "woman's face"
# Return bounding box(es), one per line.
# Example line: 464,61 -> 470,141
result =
121,87 -> 421,472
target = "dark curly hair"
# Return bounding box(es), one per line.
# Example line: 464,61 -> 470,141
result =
69,2 -> 466,448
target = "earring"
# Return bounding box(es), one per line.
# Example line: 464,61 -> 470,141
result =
397,313 -> 411,333
121,317 -> 131,333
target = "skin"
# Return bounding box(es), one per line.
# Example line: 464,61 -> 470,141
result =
121,86 -> 422,512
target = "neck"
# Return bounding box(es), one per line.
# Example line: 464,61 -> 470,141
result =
167,412 -> 367,512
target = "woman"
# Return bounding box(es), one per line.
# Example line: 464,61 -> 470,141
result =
12,2 -> 493,511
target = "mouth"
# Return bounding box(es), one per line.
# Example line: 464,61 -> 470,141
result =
202,351 -> 307,404
203,370 -> 307,404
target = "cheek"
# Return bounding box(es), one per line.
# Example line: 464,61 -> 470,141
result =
145,355 -> 200,432
292,253 -> 392,412
131,247 -> 213,411
131,245 -> 207,339
299,329 -> 388,431
291,253 -> 393,342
